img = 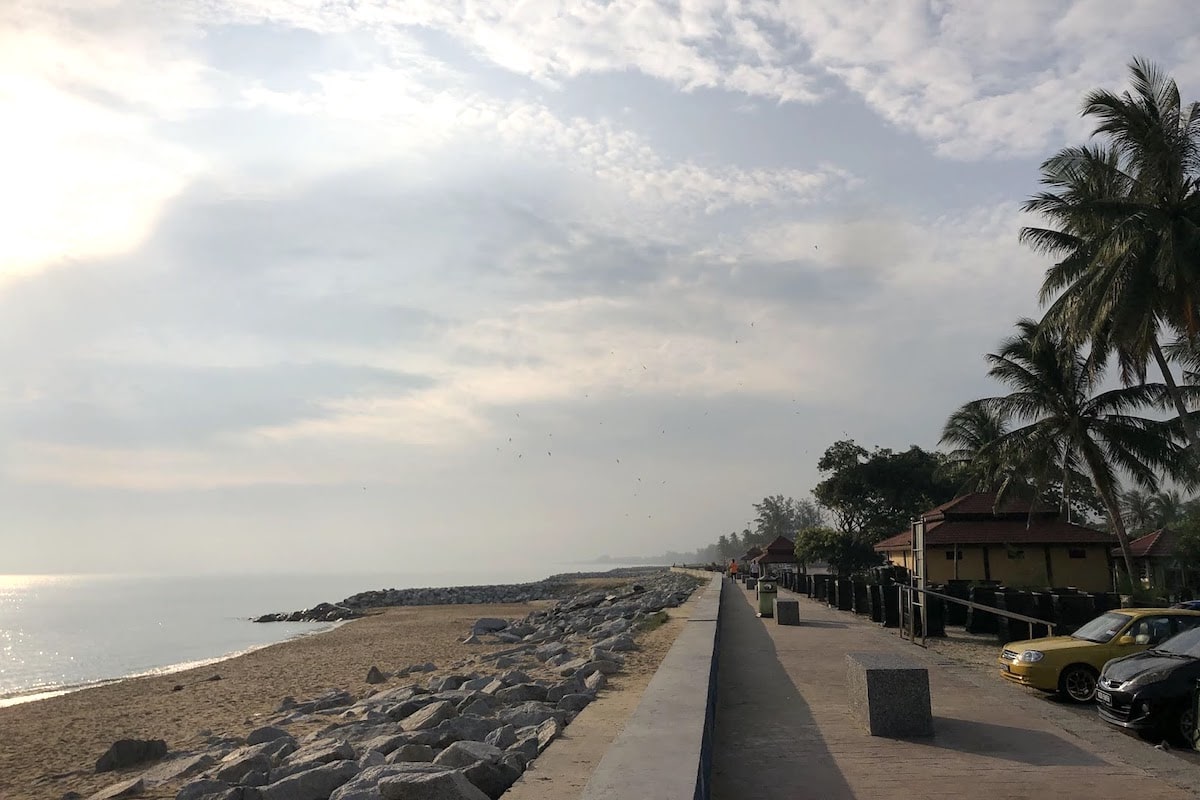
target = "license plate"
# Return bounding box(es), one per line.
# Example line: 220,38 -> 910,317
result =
1096,689 -> 1112,705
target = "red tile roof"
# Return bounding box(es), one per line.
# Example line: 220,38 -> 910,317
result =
1118,529 -> 1179,559
875,519 -> 1114,551
763,536 -> 795,554
923,492 -> 1055,521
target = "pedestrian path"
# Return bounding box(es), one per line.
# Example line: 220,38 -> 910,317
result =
711,581 -> 1196,800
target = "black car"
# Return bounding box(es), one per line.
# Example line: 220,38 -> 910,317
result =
1096,625 -> 1200,744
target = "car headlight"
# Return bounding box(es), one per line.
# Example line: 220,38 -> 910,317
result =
1019,650 -> 1045,663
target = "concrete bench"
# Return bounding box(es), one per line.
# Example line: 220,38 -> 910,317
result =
846,651 -> 933,737
774,599 -> 800,625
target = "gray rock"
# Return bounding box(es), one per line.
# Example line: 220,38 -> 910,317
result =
379,769 -> 489,800
400,701 -> 456,732
533,643 -> 568,662
494,684 -> 546,704
461,760 -> 512,799
246,727 -> 290,746
461,635 -> 483,645
457,699 -> 493,718
387,744 -> 434,763
88,777 -> 144,799
483,725 -> 516,750
595,634 -> 636,652
329,765 -> 446,800
176,781 -> 233,800
492,656 -> 518,669
506,737 -> 538,762
215,752 -> 272,785
138,753 -> 215,786
359,734 -> 409,757
358,751 -> 386,769
281,739 -> 355,768
259,760 -> 360,800
433,740 -> 503,769
546,653 -> 576,669
498,702 -> 565,728
459,677 -> 492,692
534,718 -> 561,752
366,667 -> 388,685
96,739 -> 168,773
584,671 -> 606,692
497,671 -> 531,686
432,675 -> 468,692
479,680 -> 505,695
472,618 -> 508,634
588,647 -> 624,665
557,694 -> 592,715
421,715 -> 501,748
242,771 -> 268,787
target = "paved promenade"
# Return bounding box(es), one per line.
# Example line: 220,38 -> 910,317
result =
711,581 -> 1199,800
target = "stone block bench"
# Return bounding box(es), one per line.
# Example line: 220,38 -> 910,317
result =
774,599 -> 800,625
846,651 -> 933,737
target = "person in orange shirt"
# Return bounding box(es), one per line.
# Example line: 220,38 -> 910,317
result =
729,559 -> 738,581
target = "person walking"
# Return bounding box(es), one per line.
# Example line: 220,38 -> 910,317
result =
728,559 -> 738,582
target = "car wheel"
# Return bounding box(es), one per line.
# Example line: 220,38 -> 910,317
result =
1170,703 -> 1197,747
1058,664 -> 1098,703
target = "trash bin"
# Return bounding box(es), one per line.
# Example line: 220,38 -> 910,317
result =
757,578 -> 778,617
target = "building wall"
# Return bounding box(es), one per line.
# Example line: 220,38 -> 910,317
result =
1047,544 -> 1111,590
880,543 -> 1111,591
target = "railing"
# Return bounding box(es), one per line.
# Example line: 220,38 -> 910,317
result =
898,584 -> 1057,648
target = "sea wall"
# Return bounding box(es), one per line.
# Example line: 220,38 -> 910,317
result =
580,571 -> 723,800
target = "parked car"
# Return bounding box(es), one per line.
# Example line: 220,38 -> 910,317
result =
1097,625 -> 1200,744
998,608 -> 1200,702
1172,600 -> 1200,611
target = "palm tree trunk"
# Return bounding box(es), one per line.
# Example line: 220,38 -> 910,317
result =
1080,448 -> 1137,583
1151,339 -> 1200,453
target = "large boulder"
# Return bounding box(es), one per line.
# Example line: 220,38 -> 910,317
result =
96,739 -> 168,773
557,694 -> 592,715
214,751 -> 272,785
494,684 -> 546,704
246,727 -> 291,746
365,667 -> 388,685
138,753 -> 215,786
281,739 -> 356,768
534,718 -> 561,752
472,618 -> 508,635
400,701 -> 456,732
330,765 -> 444,800
259,760 -> 360,800
175,780 -> 235,800
497,702 -> 565,729
432,741 -> 503,769
483,726 -> 516,750
386,744 -> 434,764
379,769 -> 489,800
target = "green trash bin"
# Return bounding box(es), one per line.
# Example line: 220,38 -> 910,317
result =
757,578 -> 778,617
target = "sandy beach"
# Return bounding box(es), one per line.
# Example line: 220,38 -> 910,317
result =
0,576 -> 691,800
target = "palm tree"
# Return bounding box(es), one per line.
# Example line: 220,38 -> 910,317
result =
940,401 -> 1009,492
1022,58 -> 1200,455
1150,489 -> 1187,529
975,318 -> 1187,578
1120,488 -> 1156,534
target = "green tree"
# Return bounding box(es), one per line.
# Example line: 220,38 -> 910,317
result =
942,399 -> 1106,523
752,495 -> 826,543
1150,489 -> 1188,528
794,526 -> 881,577
975,317 -> 1187,578
1023,58 -> 1200,455
1120,488 -> 1156,534
813,440 -> 958,545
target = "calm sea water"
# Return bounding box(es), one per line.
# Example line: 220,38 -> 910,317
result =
0,564 -> 624,707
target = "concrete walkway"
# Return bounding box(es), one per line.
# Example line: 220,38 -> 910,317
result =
712,581 -> 1198,800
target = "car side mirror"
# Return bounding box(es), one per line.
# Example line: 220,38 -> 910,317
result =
1117,635 -> 1135,646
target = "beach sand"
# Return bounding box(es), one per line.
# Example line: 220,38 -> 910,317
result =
0,580 -> 691,800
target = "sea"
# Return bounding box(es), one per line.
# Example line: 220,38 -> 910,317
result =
0,563 -> 638,708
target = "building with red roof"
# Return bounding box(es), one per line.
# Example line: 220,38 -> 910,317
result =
874,492 -> 1115,591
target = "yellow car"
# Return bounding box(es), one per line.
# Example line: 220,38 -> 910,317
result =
998,608 -> 1200,702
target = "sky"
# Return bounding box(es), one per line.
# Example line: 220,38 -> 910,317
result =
3,1 -> 1199,575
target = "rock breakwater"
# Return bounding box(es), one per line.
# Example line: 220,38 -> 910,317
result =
76,570 -> 700,800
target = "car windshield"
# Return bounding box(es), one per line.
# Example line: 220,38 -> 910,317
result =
1152,627 -> 1200,658
1070,612 -> 1131,643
